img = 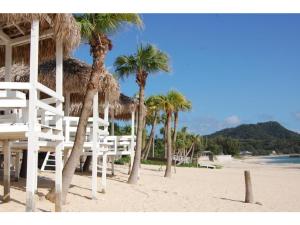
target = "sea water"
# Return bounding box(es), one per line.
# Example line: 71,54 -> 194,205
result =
262,155 -> 300,164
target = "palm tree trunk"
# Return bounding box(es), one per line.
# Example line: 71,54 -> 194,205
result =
142,112 -> 157,160
172,111 -> 179,150
128,85 -> 145,184
164,122 -> 167,159
164,112 -> 172,178
46,35 -> 107,203
172,112 -> 178,173
191,144 -> 195,163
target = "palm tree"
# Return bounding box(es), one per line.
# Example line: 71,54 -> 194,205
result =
46,14 -> 142,203
142,95 -> 161,160
114,44 -> 170,184
171,91 -> 192,154
156,92 -> 176,177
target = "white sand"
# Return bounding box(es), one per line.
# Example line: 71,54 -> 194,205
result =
1,157 -> 300,212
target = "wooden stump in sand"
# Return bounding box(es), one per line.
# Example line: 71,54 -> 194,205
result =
244,170 -> 254,203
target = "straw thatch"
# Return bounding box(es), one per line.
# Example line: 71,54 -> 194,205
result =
111,93 -> 137,120
0,58 -> 120,104
0,14 -> 80,66
69,93 -> 137,121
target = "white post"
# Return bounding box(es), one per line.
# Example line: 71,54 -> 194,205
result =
26,19 -> 39,212
4,44 -> 12,115
131,111 -> 135,136
110,110 -> 115,176
64,92 -> 70,116
111,110 -> 114,135
5,44 -> 12,81
15,152 -> 21,181
101,152 -> 107,193
104,95 -> 109,132
92,92 -> 99,199
55,38 -> 63,212
3,140 -> 11,202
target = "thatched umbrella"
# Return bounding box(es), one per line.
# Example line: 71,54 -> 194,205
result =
0,14 -> 80,66
0,58 -> 120,106
69,93 -> 137,119
69,93 -> 137,136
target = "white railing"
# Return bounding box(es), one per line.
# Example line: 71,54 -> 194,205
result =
106,135 -> 136,155
62,116 -> 136,156
36,82 -> 64,102
0,82 -> 31,90
63,116 -> 109,144
0,81 -> 64,142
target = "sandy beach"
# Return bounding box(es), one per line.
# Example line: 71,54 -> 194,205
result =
1,157 -> 300,212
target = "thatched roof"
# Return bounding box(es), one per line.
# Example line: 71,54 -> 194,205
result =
69,93 -> 137,121
112,93 -> 137,120
0,58 -> 120,104
38,58 -> 120,103
0,14 -> 80,66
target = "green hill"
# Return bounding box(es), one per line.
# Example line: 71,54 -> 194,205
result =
207,121 -> 300,155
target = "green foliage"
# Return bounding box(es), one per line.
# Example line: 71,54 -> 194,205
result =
111,123 -> 132,135
174,127 -> 203,155
208,121 -> 300,155
75,14 -> 143,40
177,162 -> 198,168
141,159 -> 164,165
204,136 -> 240,156
114,44 -> 170,82
114,156 -> 130,165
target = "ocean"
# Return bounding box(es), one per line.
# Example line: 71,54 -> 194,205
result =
262,155 -> 300,164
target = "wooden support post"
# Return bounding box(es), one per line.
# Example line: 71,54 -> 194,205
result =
92,92 -> 99,199
101,152 -> 107,193
55,38 -> 63,212
244,170 -> 254,203
26,19 -> 39,212
3,140 -> 11,202
14,152 -> 21,181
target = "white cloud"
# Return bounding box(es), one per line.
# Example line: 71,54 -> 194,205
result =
181,115 -> 241,135
224,115 -> 241,127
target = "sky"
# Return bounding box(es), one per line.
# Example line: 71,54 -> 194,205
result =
74,14 -> 300,135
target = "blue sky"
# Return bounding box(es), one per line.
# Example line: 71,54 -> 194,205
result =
74,14 -> 300,135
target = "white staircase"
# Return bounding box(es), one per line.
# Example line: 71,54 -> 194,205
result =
41,151 -> 56,171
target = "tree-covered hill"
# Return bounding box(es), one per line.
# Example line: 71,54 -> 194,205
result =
209,121 -> 300,140
207,121 -> 300,155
